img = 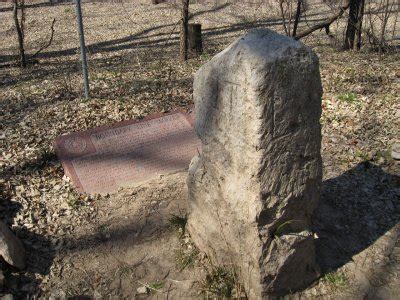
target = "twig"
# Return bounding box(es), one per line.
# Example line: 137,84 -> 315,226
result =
295,0 -> 351,40
279,0 -> 289,36
31,18 -> 56,58
163,19 -> 182,49
166,282 -> 173,299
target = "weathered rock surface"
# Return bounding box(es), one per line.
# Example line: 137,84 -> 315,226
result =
187,29 -> 323,298
0,221 -> 26,270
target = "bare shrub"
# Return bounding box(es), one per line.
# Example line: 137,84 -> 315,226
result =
363,0 -> 399,51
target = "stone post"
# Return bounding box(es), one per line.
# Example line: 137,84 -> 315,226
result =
187,29 -> 322,298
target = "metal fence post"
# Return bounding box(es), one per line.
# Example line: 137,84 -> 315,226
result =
74,0 -> 89,99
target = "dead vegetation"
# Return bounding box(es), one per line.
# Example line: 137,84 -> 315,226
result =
0,0 -> 399,298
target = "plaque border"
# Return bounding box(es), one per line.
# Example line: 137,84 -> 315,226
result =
54,108 -> 196,194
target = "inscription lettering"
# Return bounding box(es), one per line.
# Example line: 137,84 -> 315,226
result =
55,111 -> 201,194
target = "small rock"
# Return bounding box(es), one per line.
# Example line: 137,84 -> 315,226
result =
136,286 -> 147,294
1,295 -> 13,300
391,143 -> 400,160
0,221 -> 26,269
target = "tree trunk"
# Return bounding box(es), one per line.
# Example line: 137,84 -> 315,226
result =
13,0 -> 26,68
379,0 -> 390,51
180,0 -> 189,61
344,0 -> 364,50
20,0 -> 25,39
292,0 -> 302,37
355,0 -> 365,49
188,23 -> 202,56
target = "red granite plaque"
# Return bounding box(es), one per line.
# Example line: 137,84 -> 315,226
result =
54,110 -> 201,194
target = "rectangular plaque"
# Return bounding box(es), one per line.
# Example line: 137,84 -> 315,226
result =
54,110 -> 201,194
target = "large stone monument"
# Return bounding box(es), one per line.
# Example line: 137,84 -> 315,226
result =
187,29 -> 322,297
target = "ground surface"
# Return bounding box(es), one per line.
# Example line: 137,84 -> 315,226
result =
0,0 -> 399,298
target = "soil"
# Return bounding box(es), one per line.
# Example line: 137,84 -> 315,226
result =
0,0 -> 399,298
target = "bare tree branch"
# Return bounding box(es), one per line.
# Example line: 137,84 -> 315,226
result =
294,0 -> 351,40
31,18 -> 56,58
279,0 -> 289,36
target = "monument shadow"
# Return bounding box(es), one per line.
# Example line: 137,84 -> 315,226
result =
51,160 -> 399,297
313,161 -> 399,277
3,137 -> 398,297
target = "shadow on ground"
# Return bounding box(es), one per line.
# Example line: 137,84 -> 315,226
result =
0,166 -> 56,298
42,161 -> 399,297
314,162 -> 399,276
59,161 -> 399,278
0,7 -> 342,66
0,0 -> 71,13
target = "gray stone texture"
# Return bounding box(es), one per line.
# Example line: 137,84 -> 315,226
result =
187,29 -> 323,298
0,221 -> 26,270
